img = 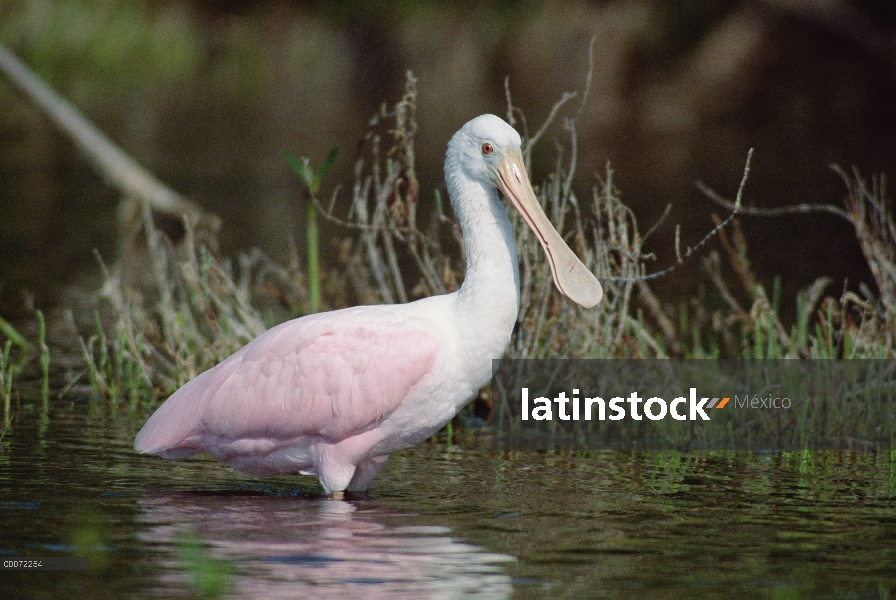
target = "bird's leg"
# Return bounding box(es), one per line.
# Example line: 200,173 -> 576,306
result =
347,455 -> 389,492
327,490 -> 346,500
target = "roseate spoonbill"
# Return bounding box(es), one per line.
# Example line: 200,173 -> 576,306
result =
134,114 -> 602,495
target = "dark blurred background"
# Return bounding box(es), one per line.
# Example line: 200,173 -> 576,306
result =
1,0 -> 895,322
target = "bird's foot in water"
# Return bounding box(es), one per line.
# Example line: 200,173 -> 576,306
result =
328,490 -> 346,500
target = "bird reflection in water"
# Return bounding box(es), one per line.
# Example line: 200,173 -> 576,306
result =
137,491 -> 514,599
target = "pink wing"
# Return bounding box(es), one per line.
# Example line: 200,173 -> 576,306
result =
134,308 -> 440,456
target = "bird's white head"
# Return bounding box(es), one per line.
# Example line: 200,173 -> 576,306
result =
445,114 -> 603,309
445,114 -> 522,186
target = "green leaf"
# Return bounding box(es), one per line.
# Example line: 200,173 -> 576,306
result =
284,150 -> 314,190
285,148 -> 338,196
315,147 -> 339,188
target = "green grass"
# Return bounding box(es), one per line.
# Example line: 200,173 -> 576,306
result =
36,309 -> 49,401
79,210 -> 269,406
1,338 -> 14,432
0,316 -> 29,432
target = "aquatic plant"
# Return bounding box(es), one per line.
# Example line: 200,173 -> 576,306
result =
36,309 -> 49,400
0,316 -> 29,430
1,340 -> 15,431
285,147 -> 340,314
79,213 -> 272,405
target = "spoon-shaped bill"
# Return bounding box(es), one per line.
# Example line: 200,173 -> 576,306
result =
495,149 -> 603,308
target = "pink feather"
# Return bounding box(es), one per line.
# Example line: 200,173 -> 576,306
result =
135,307 -> 439,489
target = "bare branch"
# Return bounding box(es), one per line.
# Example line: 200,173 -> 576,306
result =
602,148 -> 755,283
524,91 -> 576,169
575,35 -> 597,121
641,203 -> 673,245
503,76 -> 530,143
697,180 -> 851,221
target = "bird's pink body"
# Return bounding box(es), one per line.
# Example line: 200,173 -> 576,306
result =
135,296 -> 508,492
135,115 -> 601,494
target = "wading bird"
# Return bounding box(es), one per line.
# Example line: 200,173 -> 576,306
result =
135,115 -> 602,495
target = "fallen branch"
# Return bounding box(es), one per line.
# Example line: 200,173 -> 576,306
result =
0,42 -> 216,229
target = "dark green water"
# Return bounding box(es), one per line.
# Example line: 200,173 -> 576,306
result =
1,397 -> 895,599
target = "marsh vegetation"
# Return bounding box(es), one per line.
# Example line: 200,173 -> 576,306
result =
62,74 -> 896,415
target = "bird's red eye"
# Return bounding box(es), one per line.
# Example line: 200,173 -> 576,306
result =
481,143 -> 494,155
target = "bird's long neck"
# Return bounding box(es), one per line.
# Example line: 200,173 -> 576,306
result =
449,176 -> 520,354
